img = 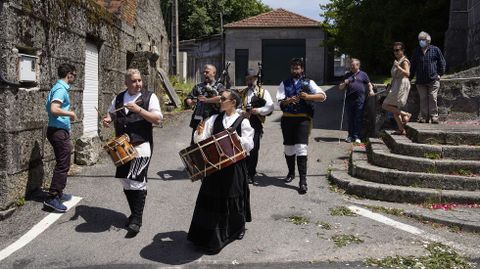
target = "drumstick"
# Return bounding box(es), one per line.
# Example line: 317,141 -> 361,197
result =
111,99 -> 143,113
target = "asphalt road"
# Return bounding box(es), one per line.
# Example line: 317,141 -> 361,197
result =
1,86 -> 479,269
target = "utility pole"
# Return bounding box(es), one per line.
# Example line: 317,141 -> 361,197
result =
171,0 -> 179,75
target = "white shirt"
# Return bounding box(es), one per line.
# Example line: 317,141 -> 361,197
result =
107,91 -> 163,122
193,112 -> 255,153
244,86 -> 275,116
276,79 -> 326,103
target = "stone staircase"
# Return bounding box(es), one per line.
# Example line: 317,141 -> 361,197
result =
329,122 -> 480,204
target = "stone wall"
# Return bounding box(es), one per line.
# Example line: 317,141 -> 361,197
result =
0,0 -> 168,210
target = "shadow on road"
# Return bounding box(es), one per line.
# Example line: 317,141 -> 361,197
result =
140,231 -> 202,265
70,205 -> 127,233
156,169 -> 190,181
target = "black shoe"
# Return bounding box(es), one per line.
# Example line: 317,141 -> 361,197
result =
298,184 -> 308,194
248,176 -> 255,184
128,223 -> 141,233
237,229 -> 245,240
284,174 -> 295,183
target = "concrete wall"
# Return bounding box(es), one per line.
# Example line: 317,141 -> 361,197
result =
0,0 -> 168,210
445,0 -> 480,68
224,28 -> 325,86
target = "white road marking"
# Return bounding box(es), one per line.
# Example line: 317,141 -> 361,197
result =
0,196 -> 82,262
348,205 -> 470,253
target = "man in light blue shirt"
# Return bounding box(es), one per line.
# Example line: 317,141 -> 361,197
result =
44,63 -> 77,212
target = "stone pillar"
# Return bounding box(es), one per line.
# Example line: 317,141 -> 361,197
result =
444,0 -> 468,68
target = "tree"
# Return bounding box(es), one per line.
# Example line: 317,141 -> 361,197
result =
161,0 -> 272,41
321,0 -> 450,76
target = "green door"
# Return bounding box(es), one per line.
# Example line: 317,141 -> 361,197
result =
262,39 -> 306,85
235,49 -> 249,86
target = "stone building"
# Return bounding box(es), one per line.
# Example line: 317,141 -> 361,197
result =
0,0 -> 168,211
224,9 -> 326,86
444,0 -> 480,68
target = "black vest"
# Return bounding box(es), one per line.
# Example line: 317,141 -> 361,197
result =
213,112 -> 244,136
114,90 -> 153,145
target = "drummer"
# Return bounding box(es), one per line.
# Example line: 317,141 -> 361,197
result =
188,89 -> 254,254
102,68 -> 162,237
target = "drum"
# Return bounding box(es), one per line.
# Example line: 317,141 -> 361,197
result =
104,134 -> 138,167
179,129 -> 246,181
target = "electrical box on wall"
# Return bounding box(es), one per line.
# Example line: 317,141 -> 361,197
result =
18,53 -> 38,82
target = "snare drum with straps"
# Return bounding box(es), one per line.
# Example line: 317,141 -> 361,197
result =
104,134 -> 138,167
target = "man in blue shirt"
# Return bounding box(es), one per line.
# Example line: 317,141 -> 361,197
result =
339,58 -> 374,143
411,31 -> 446,124
44,63 -> 77,212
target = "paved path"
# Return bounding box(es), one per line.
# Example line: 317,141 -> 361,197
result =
0,86 -> 479,268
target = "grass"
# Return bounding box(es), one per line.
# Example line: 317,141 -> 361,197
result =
329,206 -> 356,217
451,169 -> 474,177
15,197 -> 26,207
287,215 -> 310,225
331,234 -> 364,247
424,152 -> 442,160
366,205 -> 405,216
426,166 -> 439,174
316,221 -> 333,230
169,76 -> 195,111
365,242 -> 475,269
370,74 -> 392,85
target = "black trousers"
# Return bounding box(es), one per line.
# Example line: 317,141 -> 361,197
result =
246,128 -> 262,177
46,127 -> 72,197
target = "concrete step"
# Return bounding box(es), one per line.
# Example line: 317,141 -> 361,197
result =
368,138 -> 480,175
382,130 -> 480,160
405,122 -> 480,146
350,147 -> 480,191
329,165 -> 480,204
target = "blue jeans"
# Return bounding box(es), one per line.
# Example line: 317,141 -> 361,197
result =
346,96 -> 365,140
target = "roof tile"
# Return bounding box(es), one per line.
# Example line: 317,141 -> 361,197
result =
224,8 -> 319,28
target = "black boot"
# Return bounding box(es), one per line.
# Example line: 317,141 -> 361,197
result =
297,156 -> 308,194
123,190 -> 135,227
127,190 -> 147,235
284,154 -> 296,183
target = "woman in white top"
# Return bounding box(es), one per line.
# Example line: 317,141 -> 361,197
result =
188,89 -> 254,254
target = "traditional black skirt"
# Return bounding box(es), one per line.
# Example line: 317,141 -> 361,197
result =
187,159 -> 251,252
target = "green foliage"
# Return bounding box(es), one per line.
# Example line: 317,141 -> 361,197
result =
316,221 -> 333,230
15,197 -> 26,207
162,0 -> 272,40
331,234 -> 364,247
365,242 -> 475,269
287,215 -> 310,225
321,0 -> 450,76
366,205 -> 405,216
329,206 -> 356,216
424,152 -> 442,160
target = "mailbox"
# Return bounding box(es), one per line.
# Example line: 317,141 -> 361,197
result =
18,53 -> 38,82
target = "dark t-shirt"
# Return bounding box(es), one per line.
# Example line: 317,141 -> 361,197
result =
343,71 -> 370,99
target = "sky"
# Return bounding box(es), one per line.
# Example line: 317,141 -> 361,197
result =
260,0 -> 330,21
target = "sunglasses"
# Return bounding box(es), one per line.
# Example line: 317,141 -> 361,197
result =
220,96 -> 232,102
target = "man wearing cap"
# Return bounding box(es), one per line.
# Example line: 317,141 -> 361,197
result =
238,68 -> 274,184
276,58 -> 326,195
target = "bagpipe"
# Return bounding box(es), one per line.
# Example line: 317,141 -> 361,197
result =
245,62 -> 267,112
193,62 -> 231,120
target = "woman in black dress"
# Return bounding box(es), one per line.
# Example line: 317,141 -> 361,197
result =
188,89 -> 254,254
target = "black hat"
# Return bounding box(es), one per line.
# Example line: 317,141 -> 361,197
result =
245,68 -> 258,78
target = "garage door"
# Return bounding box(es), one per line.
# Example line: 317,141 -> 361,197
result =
262,39 -> 306,85
83,42 -> 99,137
